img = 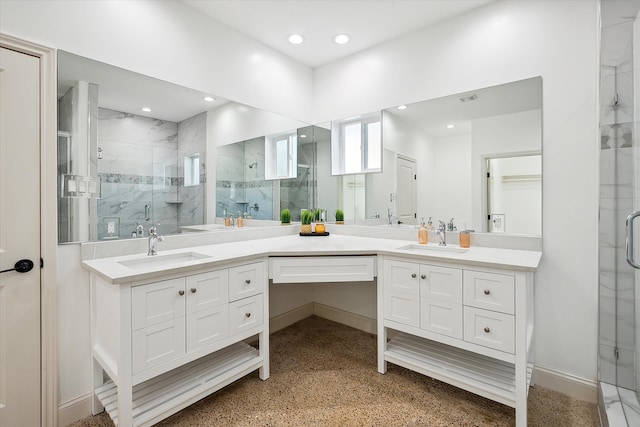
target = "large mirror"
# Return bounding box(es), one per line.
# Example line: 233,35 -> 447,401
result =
57,51 -> 306,243
346,77 -> 542,236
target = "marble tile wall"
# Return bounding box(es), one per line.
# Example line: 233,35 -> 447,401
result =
177,112 -> 206,228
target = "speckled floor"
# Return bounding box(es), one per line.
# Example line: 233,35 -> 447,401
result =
69,316 -> 599,426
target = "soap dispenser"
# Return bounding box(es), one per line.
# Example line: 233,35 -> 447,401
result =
237,210 -> 244,227
418,217 -> 428,244
459,222 -> 471,248
426,217 -> 434,231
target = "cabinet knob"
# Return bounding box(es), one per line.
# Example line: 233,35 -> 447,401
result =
411,273 -> 417,278
245,279 -> 251,285
484,289 -> 491,295
483,327 -> 490,333
421,274 -> 426,280
245,312 -> 251,318
190,288 -> 197,293
178,290 -> 185,296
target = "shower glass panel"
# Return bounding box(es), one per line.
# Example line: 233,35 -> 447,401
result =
599,2 -> 640,425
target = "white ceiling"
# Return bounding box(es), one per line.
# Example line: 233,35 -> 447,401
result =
181,0 -> 494,68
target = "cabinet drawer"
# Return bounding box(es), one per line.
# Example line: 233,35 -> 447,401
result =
463,307 -> 514,353
229,262 -> 264,301
132,278 -> 185,330
132,317 -> 186,374
463,271 -> 514,314
383,260 -> 419,295
420,297 -> 462,339
419,265 -> 462,303
270,256 -> 375,283
186,270 -> 229,314
187,305 -> 229,352
383,290 -> 419,327
229,294 -> 264,336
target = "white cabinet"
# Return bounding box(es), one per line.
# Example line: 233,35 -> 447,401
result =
90,259 -> 269,427
379,256 -> 534,427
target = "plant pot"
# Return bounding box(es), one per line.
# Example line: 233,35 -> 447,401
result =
335,221 -> 344,225
281,222 -> 291,226
300,224 -> 312,234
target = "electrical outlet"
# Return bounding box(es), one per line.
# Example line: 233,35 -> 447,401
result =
108,221 -> 115,233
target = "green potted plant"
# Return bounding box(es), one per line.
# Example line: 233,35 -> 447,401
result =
280,208 -> 291,225
300,209 -> 314,234
335,208 -> 344,224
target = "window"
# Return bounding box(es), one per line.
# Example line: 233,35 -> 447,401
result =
331,111 -> 382,175
265,131 -> 297,180
184,153 -> 200,186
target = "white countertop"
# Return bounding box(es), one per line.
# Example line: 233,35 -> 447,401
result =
82,234 -> 542,284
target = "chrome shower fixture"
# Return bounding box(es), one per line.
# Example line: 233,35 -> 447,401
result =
248,161 -> 258,168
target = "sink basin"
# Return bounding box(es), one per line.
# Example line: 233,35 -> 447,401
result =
118,252 -> 211,269
396,244 -> 469,254
377,224 -> 416,229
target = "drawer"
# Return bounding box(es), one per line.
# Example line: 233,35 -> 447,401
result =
187,305 -> 229,352
383,260 -> 419,295
419,265 -> 462,303
463,270 -> 514,314
229,294 -> 264,336
420,297 -> 462,339
463,306 -> 515,353
383,290 -> 419,327
186,269 -> 229,314
132,317 -> 186,374
132,278 -> 185,330
229,262 -> 264,301
270,256 -> 376,283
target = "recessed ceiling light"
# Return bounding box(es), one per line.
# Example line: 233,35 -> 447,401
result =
446,124 -> 455,129
288,34 -> 304,45
203,96 -> 215,102
397,105 -> 407,110
299,134 -> 307,138
333,33 -> 351,45
141,107 -> 152,112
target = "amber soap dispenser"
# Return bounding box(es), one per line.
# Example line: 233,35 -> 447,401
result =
418,217 -> 428,244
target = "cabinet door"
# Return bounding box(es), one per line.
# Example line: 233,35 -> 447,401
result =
420,297 -> 462,339
419,265 -> 462,303
383,260 -> 419,295
186,270 -> 229,314
132,278 -> 186,330
187,305 -> 229,352
229,262 -> 264,301
132,317 -> 186,374
229,294 -> 264,336
383,291 -> 419,327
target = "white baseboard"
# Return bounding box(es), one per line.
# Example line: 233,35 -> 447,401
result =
533,365 -> 597,403
57,393 -> 93,426
269,303 -> 314,333
312,303 -> 377,335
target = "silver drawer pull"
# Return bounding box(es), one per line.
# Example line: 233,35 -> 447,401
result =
421,274 -> 426,280
411,273 -> 417,278
483,327 -> 490,333
245,279 -> 251,285
178,290 -> 185,296
484,289 -> 491,295
190,288 -> 197,293
245,312 -> 251,318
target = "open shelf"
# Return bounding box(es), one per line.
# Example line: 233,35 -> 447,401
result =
95,342 -> 262,427
385,332 -> 518,407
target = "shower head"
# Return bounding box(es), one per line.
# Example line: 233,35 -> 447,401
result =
248,162 -> 258,169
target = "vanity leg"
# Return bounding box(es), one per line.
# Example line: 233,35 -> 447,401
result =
258,330 -> 269,380
90,357 -> 104,415
377,325 -> 388,374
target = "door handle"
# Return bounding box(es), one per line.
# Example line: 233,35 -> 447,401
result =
626,212 -> 640,269
0,259 -> 34,274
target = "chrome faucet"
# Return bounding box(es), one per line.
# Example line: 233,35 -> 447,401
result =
447,218 -> 457,231
148,225 -> 164,256
135,222 -> 144,237
438,220 -> 447,246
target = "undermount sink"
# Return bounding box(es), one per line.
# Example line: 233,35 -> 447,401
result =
118,252 -> 211,269
396,244 -> 469,254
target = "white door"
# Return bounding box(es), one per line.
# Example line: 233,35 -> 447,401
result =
0,47 -> 41,426
397,156 -> 417,225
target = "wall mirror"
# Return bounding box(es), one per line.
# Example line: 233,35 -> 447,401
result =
57,50 -> 307,243
349,77 -> 542,235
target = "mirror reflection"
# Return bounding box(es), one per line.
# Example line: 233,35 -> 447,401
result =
355,77 -> 542,235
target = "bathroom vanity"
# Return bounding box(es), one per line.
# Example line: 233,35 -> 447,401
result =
83,232 -> 540,427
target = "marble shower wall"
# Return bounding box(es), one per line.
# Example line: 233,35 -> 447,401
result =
177,112 -> 207,228
97,108 -> 206,239
599,17 -> 637,389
